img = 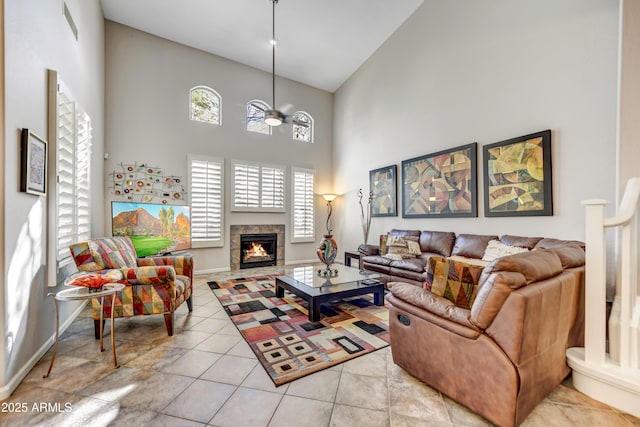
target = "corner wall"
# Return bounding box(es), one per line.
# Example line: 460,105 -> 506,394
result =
333,0 -> 619,251
2,0 -> 104,398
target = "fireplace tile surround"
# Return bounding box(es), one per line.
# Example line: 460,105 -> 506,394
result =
230,224 -> 285,271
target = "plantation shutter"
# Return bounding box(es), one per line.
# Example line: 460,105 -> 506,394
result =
232,160 -> 285,212
292,168 -> 315,242
233,163 -> 260,208
55,90 -> 92,261
261,166 -> 285,209
189,155 -> 224,246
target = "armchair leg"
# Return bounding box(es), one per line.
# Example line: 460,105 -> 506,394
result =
94,319 -> 105,340
164,312 -> 175,336
186,296 -> 193,312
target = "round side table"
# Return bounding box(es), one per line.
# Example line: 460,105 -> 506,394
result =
44,282 -> 125,378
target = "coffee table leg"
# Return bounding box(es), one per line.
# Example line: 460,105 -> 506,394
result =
310,300 -> 321,322
374,289 -> 384,306
275,283 -> 284,298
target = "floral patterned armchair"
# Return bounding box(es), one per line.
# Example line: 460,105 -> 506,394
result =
68,236 -> 193,337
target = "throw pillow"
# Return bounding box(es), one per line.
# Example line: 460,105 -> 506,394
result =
482,240 -> 530,262
424,256 -> 483,309
385,234 -> 420,258
386,245 -> 415,259
380,234 -> 389,255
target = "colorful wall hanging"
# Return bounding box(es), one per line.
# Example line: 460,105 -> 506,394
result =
110,162 -> 185,204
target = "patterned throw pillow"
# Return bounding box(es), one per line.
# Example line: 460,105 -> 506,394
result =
424,256 -> 483,309
482,240 -> 530,262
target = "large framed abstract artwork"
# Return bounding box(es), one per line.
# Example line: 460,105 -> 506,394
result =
483,129 -> 552,217
401,143 -> 477,218
369,165 -> 397,217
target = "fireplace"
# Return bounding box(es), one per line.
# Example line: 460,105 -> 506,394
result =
240,233 -> 277,269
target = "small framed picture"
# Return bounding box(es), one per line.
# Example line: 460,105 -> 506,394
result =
369,165 -> 397,217
20,128 -> 48,196
483,129 -> 552,217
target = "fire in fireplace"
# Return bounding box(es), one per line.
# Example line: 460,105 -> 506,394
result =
240,233 -> 277,269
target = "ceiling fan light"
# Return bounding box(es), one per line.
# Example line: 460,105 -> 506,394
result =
264,109 -> 284,126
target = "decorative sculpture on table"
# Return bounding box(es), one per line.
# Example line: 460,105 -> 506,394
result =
358,188 -> 373,244
317,194 -> 338,277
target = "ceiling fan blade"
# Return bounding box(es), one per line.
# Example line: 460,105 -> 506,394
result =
280,103 -> 295,114
250,102 -> 266,112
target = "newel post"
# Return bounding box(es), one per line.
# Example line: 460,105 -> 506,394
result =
582,198 -> 610,365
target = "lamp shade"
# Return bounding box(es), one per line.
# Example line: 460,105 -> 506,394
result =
322,194 -> 338,202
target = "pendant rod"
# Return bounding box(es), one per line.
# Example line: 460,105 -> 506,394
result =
271,0 -> 277,108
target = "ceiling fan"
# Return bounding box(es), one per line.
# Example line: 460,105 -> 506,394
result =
250,0 -> 308,128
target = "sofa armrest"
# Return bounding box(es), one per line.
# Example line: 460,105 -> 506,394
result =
120,266 -> 176,285
358,244 -> 379,256
137,255 -> 193,279
387,282 -> 480,334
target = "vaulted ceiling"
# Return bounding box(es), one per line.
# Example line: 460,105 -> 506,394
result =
101,0 -> 424,92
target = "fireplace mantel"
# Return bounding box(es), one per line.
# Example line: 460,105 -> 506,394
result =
230,225 -> 285,270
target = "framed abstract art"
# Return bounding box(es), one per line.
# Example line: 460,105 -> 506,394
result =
369,164 -> 397,217
483,129 -> 552,217
401,143 -> 477,218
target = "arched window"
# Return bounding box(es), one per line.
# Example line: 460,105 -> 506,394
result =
246,100 -> 271,135
190,86 -> 221,125
292,111 -> 313,143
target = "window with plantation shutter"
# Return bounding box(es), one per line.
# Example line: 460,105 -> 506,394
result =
231,160 -> 285,212
189,155 -> 224,247
51,74 -> 92,263
291,167 -> 315,242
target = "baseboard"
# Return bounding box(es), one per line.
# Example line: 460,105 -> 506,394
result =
0,301 -> 88,400
285,259 -> 321,266
194,267 -> 231,275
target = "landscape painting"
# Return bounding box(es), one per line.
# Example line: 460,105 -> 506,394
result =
111,201 -> 191,256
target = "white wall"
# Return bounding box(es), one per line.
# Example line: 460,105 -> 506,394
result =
2,0 -> 104,397
104,22 -> 334,272
333,0 -> 620,253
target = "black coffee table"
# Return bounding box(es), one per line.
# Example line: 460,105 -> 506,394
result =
275,264 -> 385,322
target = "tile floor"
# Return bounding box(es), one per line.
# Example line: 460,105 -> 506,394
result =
2,265 -> 639,427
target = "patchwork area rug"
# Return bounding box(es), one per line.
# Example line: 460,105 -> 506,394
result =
208,275 -> 390,386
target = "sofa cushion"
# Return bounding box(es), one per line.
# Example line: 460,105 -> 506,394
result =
424,256 -> 483,309
482,240 -> 530,262
534,237 -> 585,250
499,235 -> 543,250
390,258 -> 427,273
419,231 -> 456,257
451,234 -> 498,259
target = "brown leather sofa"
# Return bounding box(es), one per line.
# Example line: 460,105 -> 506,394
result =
385,245 -> 586,427
361,229 -> 584,287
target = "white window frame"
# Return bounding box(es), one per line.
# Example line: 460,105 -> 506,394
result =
231,159 -> 285,212
189,85 -> 222,125
246,99 -> 271,135
291,167 -> 315,243
188,154 -> 224,248
292,111 -> 314,143
47,70 -> 92,285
